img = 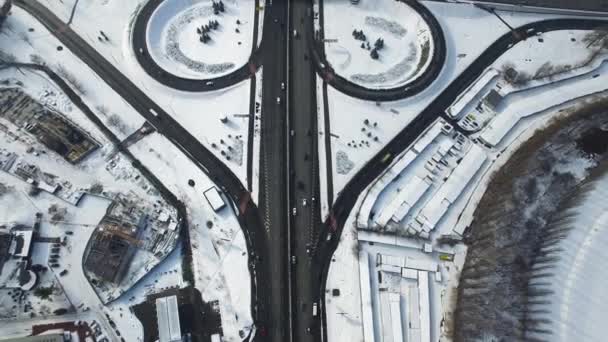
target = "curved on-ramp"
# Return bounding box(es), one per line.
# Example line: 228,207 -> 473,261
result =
132,0 -> 263,91
312,0 -> 447,102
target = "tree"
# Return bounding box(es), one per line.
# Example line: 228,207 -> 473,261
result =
374,38 -> 384,50
370,49 -> 379,60
360,42 -> 365,49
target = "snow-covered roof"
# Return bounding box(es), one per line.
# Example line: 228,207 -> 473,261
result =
417,144 -> 487,231
203,186 -> 226,212
418,271 -> 431,342
156,295 -> 182,342
389,293 -> 404,342
447,68 -> 499,118
479,109 -> 520,146
404,257 -> 437,272
408,286 -> 421,341
11,230 -> 33,258
358,251 -> 375,342
413,120 -> 444,154
357,150 -> 417,228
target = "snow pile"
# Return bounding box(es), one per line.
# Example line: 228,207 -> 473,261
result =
364,16 -> 407,37
335,150 -> 354,175
164,5 -> 234,75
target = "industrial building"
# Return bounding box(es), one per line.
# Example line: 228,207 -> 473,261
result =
359,248 -> 441,342
357,119 -> 488,238
156,295 -> 183,342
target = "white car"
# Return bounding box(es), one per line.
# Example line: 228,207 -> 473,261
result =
291,256 -> 297,264
277,97 -> 281,104
302,199 -> 307,207
292,207 -> 297,216
281,82 -> 285,90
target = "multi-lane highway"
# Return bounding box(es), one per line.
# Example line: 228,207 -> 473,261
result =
288,0 -> 323,341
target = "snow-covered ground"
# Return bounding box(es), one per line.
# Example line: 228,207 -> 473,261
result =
526,168 -> 608,342
323,0 -> 433,89
129,132 -> 253,340
9,1 -> 253,186
147,0 -> 256,79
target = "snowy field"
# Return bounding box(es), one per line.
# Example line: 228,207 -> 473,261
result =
147,0 -> 256,79
129,133 -> 253,340
323,0 -> 433,89
11,1 -> 253,186
526,169 -> 608,342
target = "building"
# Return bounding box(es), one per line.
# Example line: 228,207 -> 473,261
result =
0,333 -> 65,342
203,187 -> 226,212
482,89 -> 504,110
156,295 -> 182,342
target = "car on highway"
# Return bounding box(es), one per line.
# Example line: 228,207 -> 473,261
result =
291,256 -> 297,265
302,199 -> 307,207
281,82 -> 285,90
205,81 -> 214,86
312,302 -> 318,316
276,97 -> 281,104
292,207 -> 297,216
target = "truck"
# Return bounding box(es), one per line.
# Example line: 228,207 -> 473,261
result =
312,302 -> 318,317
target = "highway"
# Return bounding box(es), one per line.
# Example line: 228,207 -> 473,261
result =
288,0 -> 323,341
255,0 -> 290,341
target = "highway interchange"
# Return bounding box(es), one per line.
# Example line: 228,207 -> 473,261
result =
11,0 -> 608,341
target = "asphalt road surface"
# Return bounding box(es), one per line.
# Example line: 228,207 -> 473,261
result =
256,0 -> 290,341
288,0 -> 323,341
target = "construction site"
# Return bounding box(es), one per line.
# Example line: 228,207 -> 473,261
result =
0,88 -> 99,164
83,192 -> 181,303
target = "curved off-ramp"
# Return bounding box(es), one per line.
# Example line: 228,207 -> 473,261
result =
312,0 -> 447,101
132,0 -> 263,91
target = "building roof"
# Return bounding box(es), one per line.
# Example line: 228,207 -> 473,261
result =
483,89 -> 503,110
156,295 -> 182,342
11,230 -> 33,258
203,187 -> 226,212
0,334 -> 64,342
